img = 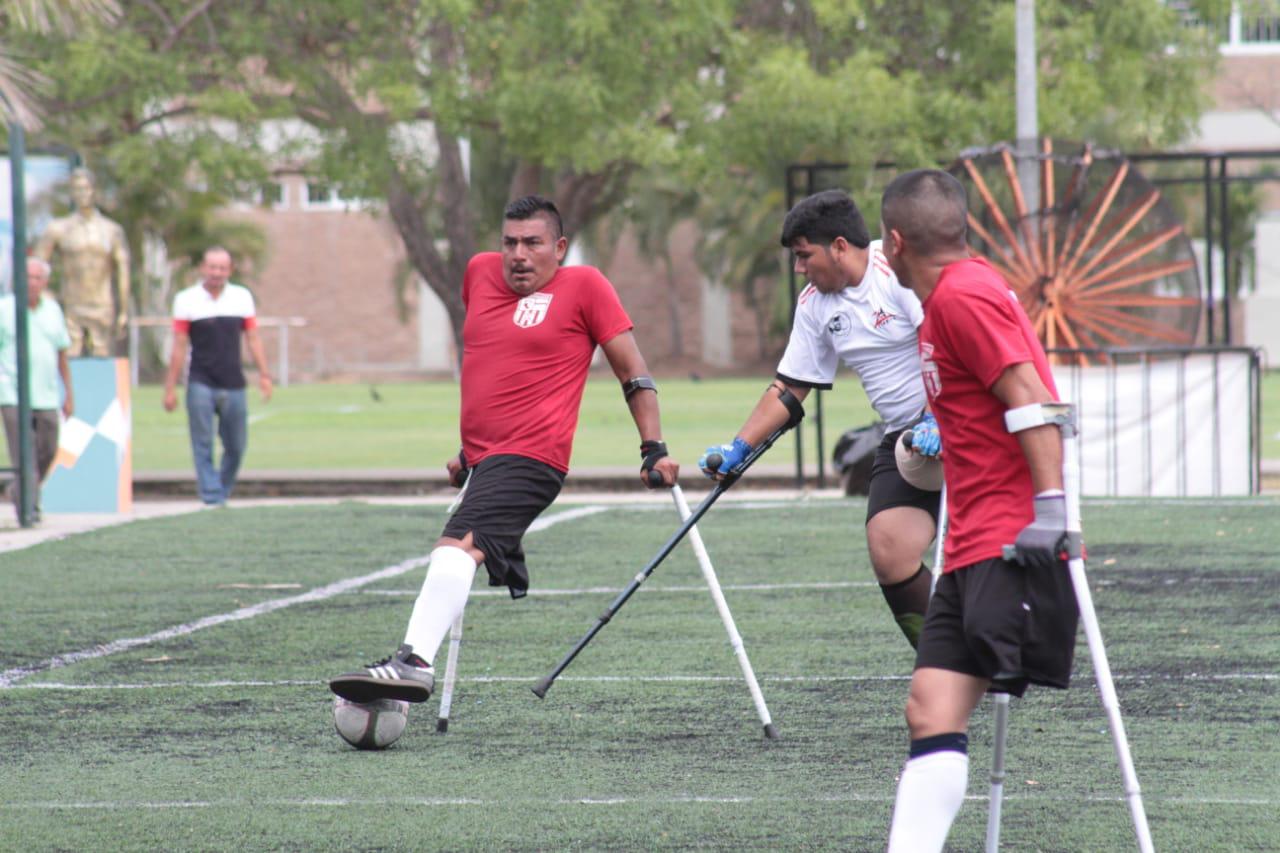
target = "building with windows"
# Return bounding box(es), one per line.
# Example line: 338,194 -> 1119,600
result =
1177,1 -> 1280,361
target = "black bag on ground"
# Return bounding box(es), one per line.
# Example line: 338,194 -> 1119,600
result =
832,421 -> 886,496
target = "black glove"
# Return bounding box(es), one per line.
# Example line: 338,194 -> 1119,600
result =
450,448 -> 469,488
1011,492 -> 1068,571
640,440 -> 668,488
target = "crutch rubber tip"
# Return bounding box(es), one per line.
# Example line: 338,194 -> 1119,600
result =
436,718 -> 449,733
531,680 -> 550,699
764,723 -> 780,740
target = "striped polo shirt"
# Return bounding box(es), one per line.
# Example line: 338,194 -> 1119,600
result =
172,282 -> 258,389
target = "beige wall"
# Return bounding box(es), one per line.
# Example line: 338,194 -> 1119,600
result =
233,197 -> 424,376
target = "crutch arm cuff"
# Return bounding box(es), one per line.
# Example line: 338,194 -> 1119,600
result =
1004,402 -> 1074,434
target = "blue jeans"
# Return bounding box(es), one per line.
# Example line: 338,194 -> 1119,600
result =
186,381 -> 248,505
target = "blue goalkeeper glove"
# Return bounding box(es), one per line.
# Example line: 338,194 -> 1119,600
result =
910,413 -> 942,457
699,437 -> 753,478
1011,491 -> 1068,571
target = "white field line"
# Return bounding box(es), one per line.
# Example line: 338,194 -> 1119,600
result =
362,580 -> 878,597
0,505 -> 609,689
1,793 -> 1274,810
7,672 -> 1275,691
361,573 -> 1273,598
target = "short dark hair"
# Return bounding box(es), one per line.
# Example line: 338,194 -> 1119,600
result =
504,195 -> 563,239
779,189 -> 871,250
880,169 -> 969,256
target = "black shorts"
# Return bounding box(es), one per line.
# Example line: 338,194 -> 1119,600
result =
442,454 -> 565,599
915,556 -> 1079,697
865,428 -> 941,524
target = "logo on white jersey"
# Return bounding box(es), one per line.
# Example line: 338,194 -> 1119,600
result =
872,307 -> 896,329
826,312 -> 851,336
920,341 -> 941,398
513,292 -> 553,328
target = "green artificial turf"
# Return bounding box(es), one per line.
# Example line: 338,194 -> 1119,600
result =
2,496 -> 1277,851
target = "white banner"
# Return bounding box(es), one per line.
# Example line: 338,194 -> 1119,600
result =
1051,351 -> 1256,496
1,155 -> 73,294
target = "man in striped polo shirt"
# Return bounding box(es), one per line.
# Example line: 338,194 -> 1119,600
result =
162,247 -> 273,507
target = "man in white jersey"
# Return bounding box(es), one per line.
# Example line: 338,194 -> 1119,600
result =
700,189 -> 940,647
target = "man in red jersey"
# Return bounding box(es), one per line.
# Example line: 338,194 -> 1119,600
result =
877,169 -> 1079,852
331,196 -> 679,706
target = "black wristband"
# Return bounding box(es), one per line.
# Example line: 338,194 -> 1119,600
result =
639,439 -> 668,472
622,376 -> 658,401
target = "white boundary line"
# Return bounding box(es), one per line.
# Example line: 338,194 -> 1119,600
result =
1,792 -> 1274,810
6,672 -> 1275,691
0,506 -> 608,688
360,572 -> 1275,598
362,580 -> 878,597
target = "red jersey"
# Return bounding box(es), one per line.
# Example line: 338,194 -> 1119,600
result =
918,257 -> 1059,572
458,253 -> 633,472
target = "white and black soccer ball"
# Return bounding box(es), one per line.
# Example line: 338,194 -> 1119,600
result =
333,696 -> 409,750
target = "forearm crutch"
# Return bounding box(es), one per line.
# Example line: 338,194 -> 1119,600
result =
532,411 -> 802,700
670,483 -> 778,739
985,691 -> 1011,853
1003,402 -> 1154,853
434,611 -> 465,733
926,482 -> 1013,853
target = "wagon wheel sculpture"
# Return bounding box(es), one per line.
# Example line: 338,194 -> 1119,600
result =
950,140 -> 1202,364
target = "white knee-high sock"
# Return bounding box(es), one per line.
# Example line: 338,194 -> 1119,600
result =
887,748 -> 970,853
403,546 -> 477,665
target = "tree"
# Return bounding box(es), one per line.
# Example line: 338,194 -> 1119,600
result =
6,0 -> 1228,367
0,0 -> 119,129
674,0 -> 1227,358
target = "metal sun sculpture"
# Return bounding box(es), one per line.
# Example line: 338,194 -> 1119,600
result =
951,141 -> 1202,364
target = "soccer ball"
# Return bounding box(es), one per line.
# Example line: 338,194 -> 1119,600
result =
333,696 -> 409,750
895,430 -> 944,492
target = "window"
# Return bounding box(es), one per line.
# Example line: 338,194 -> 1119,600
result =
1170,1 -> 1280,52
261,181 -> 284,207
303,181 -> 367,210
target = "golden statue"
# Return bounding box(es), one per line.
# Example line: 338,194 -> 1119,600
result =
34,168 -> 131,357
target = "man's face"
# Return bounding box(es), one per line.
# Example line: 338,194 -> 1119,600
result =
70,176 -> 94,210
789,236 -> 849,294
26,262 -> 49,302
502,216 -> 567,296
200,251 -> 233,288
880,223 -> 911,288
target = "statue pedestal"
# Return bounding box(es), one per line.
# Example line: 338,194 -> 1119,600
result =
43,358 -> 132,513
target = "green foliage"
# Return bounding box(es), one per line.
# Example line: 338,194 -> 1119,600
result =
2,0 -> 1227,361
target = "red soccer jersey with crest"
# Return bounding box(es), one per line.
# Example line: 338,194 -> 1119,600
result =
458,252 -> 633,472
918,257 -> 1059,572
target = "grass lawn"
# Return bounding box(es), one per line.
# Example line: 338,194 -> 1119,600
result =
125,376 -> 880,474
73,368 -> 1280,473
3,369 -> 1276,474
1,495 -> 1277,850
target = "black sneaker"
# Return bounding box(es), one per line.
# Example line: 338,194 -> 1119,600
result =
329,643 -> 435,703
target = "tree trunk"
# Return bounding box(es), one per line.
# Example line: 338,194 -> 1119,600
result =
385,165 -> 467,364
664,255 -> 683,358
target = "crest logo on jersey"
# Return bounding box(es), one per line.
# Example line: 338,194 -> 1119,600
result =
872,307 -> 896,329
920,341 -> 941,398
826,312 -> 851,336
513,292 -> 553,328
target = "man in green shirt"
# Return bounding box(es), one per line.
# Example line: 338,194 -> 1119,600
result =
1,257 -> 75,521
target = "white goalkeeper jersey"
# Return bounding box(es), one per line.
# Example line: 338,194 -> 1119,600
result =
775,240 -> 927,431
